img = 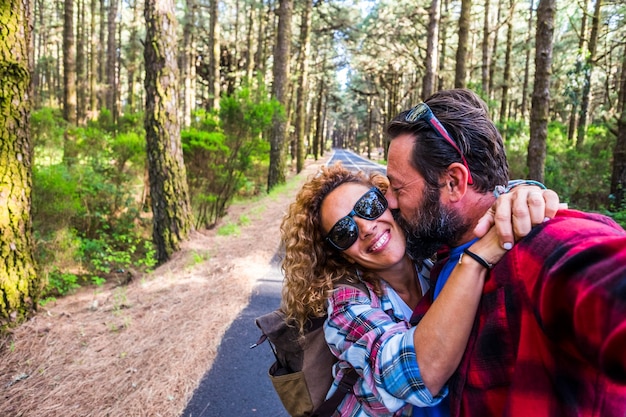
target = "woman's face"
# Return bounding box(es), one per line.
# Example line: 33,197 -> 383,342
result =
320,182 -> 407,271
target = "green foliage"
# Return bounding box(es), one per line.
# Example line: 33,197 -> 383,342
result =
605,209 -> 626,229
31,107 -> 66,164
506,120 -> 614,211
32,165 -> 82,234
32,110 -> 155,302
217,222 -> 240,236
41,269 -> 80,298
183,84 -> 279,228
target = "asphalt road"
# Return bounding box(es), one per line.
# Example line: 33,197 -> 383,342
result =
181,149 -> 385,417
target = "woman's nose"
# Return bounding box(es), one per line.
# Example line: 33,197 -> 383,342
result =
356,217 -> 376,238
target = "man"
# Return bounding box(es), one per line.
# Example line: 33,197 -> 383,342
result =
385,88 -> 626,417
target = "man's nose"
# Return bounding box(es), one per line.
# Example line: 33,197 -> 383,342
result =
385,191 -> 398,209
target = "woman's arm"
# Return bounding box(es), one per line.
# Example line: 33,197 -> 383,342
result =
413,227 -> 504,396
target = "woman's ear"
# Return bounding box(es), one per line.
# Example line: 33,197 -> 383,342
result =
443,162 -> 469,202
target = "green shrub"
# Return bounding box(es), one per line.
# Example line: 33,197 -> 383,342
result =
506,120 -> 614,211
32,112 -> 155,301
183,84 -> 278,229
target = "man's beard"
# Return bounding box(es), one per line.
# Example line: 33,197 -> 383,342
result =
393,185 -> 472,261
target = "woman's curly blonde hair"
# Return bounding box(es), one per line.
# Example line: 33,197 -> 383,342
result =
280,162 -> 389,334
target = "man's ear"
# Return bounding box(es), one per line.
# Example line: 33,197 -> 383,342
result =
443,162 -> 470,202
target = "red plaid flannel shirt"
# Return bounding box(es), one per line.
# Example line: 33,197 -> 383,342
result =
412,210 -> 626,417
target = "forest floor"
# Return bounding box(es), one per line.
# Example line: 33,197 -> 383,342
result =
0,155 -> 331,417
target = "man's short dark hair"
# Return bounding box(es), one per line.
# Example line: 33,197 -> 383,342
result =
386,89 -> 509,193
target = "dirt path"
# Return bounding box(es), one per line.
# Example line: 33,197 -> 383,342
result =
0,156 -> 330,417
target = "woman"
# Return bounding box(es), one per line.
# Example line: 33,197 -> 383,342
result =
280,163 -> 555,416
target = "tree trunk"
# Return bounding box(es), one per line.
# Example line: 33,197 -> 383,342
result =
254,0 -> 269,76
144,0 -> 193,264
481,0 -> 490,96
295,0 -> 312,173
106,0 -> 118,122
267,0 -> 292,192
488,0 -> 502,102
63,0 -> 77,124
610,49 -> 626,209
208,0 -> 220,110
566,0 -> 589,141
499,0 -> 514,132
438,0 -> 449,90
245,2 -> 255,81
230,0 -> 240,95
0,0 -> 40,330
454,0 -> 471,88
422,0 -> 440,99
313,76 -> 325,160
98,0 -> 105,109
181,0 -> 196,127
527,0 -> 555,182
89,0 -> 98,119
521,0 -> 534,119
127,0 -> 142,115
576,0 -> 602,150
366,95 -> 373,159
76,0 -> 87,124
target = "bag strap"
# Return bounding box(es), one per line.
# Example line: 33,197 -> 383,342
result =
311,367 -> 359,417
309,279 -> 369,417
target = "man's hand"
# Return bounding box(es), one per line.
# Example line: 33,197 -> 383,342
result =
474,187 -> 564,249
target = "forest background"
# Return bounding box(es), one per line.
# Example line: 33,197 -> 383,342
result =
0,0 -> 626,412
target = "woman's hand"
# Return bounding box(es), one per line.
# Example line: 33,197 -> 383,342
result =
474,186 -> 565,250
466,226 -> 507,268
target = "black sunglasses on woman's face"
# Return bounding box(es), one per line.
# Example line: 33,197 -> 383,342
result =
325,187 -> 388,251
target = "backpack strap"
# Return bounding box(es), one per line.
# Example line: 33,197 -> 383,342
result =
311,367 -> 359,417
309,278 -> 369,416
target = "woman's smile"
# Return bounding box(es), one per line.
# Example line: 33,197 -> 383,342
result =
368,229 -> 390,253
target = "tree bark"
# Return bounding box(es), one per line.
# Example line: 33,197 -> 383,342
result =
89,0 -> 98,119
144,0 -> 193,264
267,0 -> 292,191
295,0 -> 312,173
63,0 -> 77,124
438,0 -> 449,90
127,0 -> 142,115
244,2 -> 255,81
528,0 -> 555,182
566,0 -> 588,141
0,0 -> 40,330
481,0 -> 490,96
106,0 -> 118,122
521,0 -> 534,119
454,0 -> 471,88
313,75 -> 325,160
610,48 -> 626,209
488,0 -> 502,102
499,0 -> 514,132
76,0 -> 87,124
576,0 -> 602,150
98,0 -> 105,109
208,0 -> 220,110
181,0 -> 196,127
422,0 -> 440,99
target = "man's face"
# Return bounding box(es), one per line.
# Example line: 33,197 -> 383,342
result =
386,133 -> 470,258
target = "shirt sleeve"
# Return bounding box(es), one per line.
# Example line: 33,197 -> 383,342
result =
324,285 -> 447,412
527,212 -> 626,382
